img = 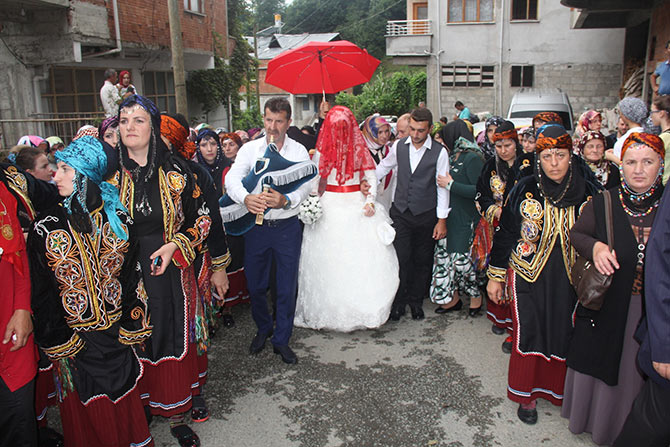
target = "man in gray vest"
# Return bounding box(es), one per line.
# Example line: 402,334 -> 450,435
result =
376,108 -> 449,321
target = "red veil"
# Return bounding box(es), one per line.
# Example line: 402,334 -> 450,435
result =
315,106 -> 376,186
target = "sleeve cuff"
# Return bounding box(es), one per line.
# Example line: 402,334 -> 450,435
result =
170,233 -> 197,268
437,207 -> 450,219
485,205 -> 500,225
487,265 -> 507,283
119,325 -> 152,345
211,251 -> 232,272
42,333 -> 85,361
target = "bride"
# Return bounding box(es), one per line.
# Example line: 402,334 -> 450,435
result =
294,106 -> 399,332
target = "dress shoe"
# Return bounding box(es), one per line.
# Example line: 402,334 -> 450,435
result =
434,300 -> 463,314
468,306 -> 482,317
517,404 -> 538,425
409,305 -> 424,320
390,305 -> 406,321
249,331 -> 272,354
491,324 -> 506,335
502,336 -> 513,354
273,345 -> 298,364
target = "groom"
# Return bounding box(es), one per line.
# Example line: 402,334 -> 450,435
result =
224,97 -> 313,364
376,108 -> 449,320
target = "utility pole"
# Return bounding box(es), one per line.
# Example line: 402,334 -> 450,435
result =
167,0 -> 188,115
253,21 -> 261,111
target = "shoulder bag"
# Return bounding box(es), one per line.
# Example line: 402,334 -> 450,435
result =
570,189 -> 614,311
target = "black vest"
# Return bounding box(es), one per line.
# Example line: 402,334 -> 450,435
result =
393,139 -> 443,216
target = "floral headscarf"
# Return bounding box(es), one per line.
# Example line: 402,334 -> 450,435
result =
619,132 -> 665,216
361,115 -> 391,150
480,115 -> 505,159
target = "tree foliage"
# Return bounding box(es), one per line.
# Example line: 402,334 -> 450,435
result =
336,70 -> 426,121
242,0 -> 287,35
282,0 -> 405,60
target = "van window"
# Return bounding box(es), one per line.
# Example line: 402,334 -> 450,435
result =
508,110 -> 573,131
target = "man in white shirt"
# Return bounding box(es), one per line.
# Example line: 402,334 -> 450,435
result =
376,108 -> 450,321
225,97 -> 313,364
99,69 -> 120,118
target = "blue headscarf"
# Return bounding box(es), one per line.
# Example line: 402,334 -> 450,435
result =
55,136 -> 129,240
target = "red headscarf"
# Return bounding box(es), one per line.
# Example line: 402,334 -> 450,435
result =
579,110 -> 601,132
160,115 -> 197,160
221,132 -> 242,148
315,106 -> 376,186
119,70 -> 130,84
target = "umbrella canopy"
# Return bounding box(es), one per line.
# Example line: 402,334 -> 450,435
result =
265,40 -> 380,95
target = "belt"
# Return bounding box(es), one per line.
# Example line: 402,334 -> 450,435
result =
325,184 -> 361,193
261,216 -> 297,227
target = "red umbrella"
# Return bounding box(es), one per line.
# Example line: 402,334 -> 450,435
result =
265,40 -> 380,95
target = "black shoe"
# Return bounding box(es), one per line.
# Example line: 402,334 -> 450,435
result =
434,300 -> 462,314
249,331 -> 272,354
468,306 -> 482,317
390,305 -> 406,321
409,305 -> 424,320
170,424 -> 201,447
222,314 -> 235,328
273,345 -> 298,364
502,336 -> 513,354
491,324 -> 506,335
517,404 -> 538,425
191,395 -> 209,423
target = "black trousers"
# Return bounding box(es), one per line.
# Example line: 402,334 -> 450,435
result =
614,379 -> 670,447
390,206 -> 437,309
0,377 -> 37,447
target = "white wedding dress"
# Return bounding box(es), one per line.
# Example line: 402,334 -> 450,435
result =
294,168 -> 400,332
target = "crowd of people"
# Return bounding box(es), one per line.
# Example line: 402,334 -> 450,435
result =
1,77 -> 670,447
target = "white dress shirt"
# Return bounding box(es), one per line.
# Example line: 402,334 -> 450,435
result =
100,80 -> 120,118
225,136 -> 313,220
375,135 -> 451,218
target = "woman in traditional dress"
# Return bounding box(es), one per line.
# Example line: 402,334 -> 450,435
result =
578,130 -> 620,189
218,132 -> 250,328
99,116 -> 119,148
115,95 -> 210,447
573,110 -> 603,154
562,133 -> 665,445
294,106 -> 399,332
28,136 -> 153,447
474,121 -> 522,348
486,124 -> 601,425
520,127 -> 536,154
478,115 -> 505,160
430,135 -> 485,316
361,115 -> 394,209
195,129 -> 231,197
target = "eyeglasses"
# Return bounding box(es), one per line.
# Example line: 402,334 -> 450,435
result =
650,110 -> 664,114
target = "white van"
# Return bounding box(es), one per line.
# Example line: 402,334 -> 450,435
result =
507,88 -> 575,131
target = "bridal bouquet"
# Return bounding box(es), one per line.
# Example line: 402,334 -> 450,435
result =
299,194 -> 322,225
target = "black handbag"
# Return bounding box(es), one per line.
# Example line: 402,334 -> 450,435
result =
570,189 -> 614,311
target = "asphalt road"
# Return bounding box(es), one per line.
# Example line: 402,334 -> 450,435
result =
149,301 -> 598,447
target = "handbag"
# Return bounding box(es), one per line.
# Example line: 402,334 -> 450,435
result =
570,189 -> 614,311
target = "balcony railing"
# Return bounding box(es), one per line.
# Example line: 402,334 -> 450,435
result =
1,113 -> 106,149
386,20 -> 431,36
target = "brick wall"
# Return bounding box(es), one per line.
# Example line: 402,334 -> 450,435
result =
650,0 -> 670,66
439,63 -> 621,123
78,0 -> 228,54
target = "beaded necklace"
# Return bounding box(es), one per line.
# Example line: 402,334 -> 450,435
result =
536,158 -> 573,206
618,187 -> 659,217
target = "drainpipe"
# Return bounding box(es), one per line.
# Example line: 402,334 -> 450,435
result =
32,66 -> 49,136
498,0 -> 505,116
641,13 -> 653,102
85,0 -> 122,58
434,0 -> 442,118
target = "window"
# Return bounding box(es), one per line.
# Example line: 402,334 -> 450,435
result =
184,0 -> 204,14
448,0 -> 494,23
42,67 -> 107,115
302,97 -> 310,111
442,65 -> 495,87
510,65 -> 534,87
143,71 -> 176,113
511,0 -> 537,21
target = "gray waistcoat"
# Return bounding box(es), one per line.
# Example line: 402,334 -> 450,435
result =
393,139 -> 442,216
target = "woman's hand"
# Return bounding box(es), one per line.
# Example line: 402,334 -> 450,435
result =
360,179 -> 371,196
604,149 -> 620,165
653,361 -> 670,380
210,270 -> 230,301
592,241 -> 619,276
149,242 -> 178,276
2,309 -> 32,352
486,280 -> 504,305
363,203 -> 375,217
437,173 -> 453,188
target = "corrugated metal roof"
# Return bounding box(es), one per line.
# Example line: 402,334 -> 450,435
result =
245,33 -> 341,60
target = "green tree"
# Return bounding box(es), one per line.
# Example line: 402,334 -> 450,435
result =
243,0 -> 287,35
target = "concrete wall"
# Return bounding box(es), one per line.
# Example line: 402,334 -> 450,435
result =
424,0 -> 625,117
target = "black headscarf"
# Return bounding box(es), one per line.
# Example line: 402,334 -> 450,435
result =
439,120 -> 474,153
480,115 -> 505,160
195,128 -> 230,192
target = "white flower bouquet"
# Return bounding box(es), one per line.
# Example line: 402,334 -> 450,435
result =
299,194 -> 323,225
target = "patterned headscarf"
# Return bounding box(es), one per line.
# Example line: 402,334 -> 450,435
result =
98,117 -> 119,141
535,124 -> 572,153
533,112 -> 563,127
619,132 -> 665,215
316,106 -> 376,187
578,110 -> 601,132
578,131 -> 609,186
17,135 -> 46,148
55,136 -> 129,240
221,132 -> 242,148
361,115 -> 391,150
479,115 -> 505,159
73,125 -> 99,141
161,115 -> 196,160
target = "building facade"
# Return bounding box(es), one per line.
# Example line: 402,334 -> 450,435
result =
0,0 -> 230,147
387,0 -> 625,121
